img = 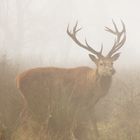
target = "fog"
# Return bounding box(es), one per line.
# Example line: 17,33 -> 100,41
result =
1,1 -> 140,140
0,0 -> 139,69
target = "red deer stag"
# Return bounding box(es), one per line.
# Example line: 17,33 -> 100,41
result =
16,20 -> 126,140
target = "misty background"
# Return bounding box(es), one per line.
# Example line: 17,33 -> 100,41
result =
0,0 -> 140,140
0,0 -> 139,70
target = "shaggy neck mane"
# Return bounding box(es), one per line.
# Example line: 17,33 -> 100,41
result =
95,70 -> 112,93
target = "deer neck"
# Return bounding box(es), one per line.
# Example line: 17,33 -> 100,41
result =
95,69 -> 112,92
87,69 -> 112,92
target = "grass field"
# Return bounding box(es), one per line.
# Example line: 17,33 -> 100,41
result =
0,58 -> 140,140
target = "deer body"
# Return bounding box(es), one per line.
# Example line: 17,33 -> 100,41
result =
17,67 -> 111,117
16,21 -> 126,140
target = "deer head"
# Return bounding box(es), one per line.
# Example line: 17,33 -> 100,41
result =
67,20 -> 126,77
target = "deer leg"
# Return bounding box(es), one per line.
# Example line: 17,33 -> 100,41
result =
73,111 -> 95,140
87,107 -> 100,138
74,122 -> 91,140
90,115 -> 99,138
15,91 -> 29,127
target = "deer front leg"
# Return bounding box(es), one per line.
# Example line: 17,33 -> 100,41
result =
74,120 -> 92,140
90,114 -> 99,138
73,110 -> 98,140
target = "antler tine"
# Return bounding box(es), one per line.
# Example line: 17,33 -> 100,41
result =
121,20 -> 126,33
111,33 -> 126,53
67,22 -> 103,58
112,20 -> 119,34
100,43 -> 103,54
67,23 -> 80,35
73,21 -> 82,33
113,20 -> 126,51
74,21 -> 78,32
105,27 -> 116,34
106,20 -> 126,57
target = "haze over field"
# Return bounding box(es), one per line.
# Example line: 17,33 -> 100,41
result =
0,0 -> 139,69
1,1 -> 140,140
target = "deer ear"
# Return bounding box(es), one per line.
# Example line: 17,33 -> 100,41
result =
111,53 -> 120,61
89,54 -> 98,64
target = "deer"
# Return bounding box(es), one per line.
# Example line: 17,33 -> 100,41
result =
16,20 -> 126,140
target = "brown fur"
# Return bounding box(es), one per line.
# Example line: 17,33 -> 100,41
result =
16,66 -> 113,139
16,21 -> 126,139
16,66 -> 112,111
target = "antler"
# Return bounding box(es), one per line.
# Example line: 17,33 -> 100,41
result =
105,20 -> 126,57
67,22 -> 103,58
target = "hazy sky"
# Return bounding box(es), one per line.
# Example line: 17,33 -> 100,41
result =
2,0 -> 140,69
